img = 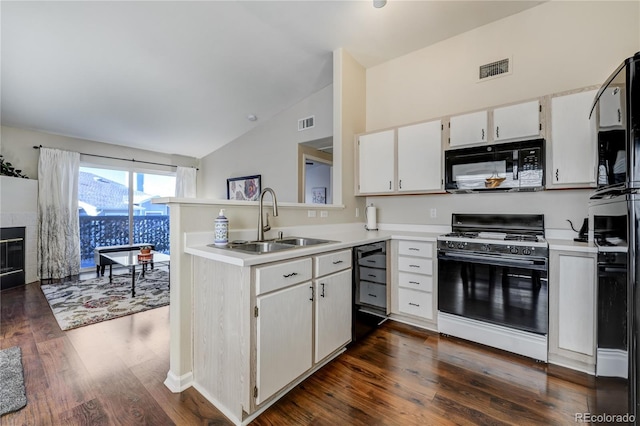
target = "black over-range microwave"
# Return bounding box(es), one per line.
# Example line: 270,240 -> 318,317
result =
444,139 -> 545,193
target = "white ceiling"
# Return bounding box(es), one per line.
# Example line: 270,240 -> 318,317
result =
1,1 -> 544,159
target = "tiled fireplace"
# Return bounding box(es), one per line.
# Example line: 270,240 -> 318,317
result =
0,176 -> 38,287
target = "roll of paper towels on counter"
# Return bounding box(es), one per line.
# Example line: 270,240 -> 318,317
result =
365,204 -> 378,231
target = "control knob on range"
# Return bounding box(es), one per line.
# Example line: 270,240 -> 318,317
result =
457,242 -> 465,249
510,246 -> 518,255
522,248 -> 532,255
481,244 -> 490,251
447,241 -> 455,248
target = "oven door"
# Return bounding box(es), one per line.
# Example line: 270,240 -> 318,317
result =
437,250 -> 548,335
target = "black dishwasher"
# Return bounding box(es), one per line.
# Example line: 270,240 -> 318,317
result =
352,241 -> 388,342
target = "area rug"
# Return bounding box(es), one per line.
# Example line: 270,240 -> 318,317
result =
41,269 -> 169,331
0,346 -> 27,416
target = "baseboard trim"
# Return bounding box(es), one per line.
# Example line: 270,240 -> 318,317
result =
164,371 -> 193,393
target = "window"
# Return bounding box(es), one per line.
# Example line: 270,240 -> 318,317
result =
79,165 -> 176,270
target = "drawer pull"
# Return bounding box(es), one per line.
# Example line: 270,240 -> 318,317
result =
409,302 -> 420,307
408,247 -> 420,251
368,274 -> 377,278
409,281 -> 420,285
409,264 -> 420,268
310,285 -> 314,301
366,259 -> 376,263
368,293 -> 377,298
283,272 -> 298,278
332,260 -> 344,265
321,283 -> 325,298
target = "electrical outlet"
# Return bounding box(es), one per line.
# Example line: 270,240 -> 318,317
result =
320,211 -> 328,218
355,207 -> 360,217
308,210 -> 317,218
430,208 -> 437,218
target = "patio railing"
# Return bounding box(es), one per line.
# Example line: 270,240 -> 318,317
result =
80,215 -> 170,268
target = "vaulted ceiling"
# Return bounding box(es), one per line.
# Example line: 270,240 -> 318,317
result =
1,1 -> 544,159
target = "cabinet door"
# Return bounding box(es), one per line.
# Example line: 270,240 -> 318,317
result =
357,130 -> 395,194
549,250 -> 596,369
493,100 -> 540,142
256,281 -> 313,405
549,90 -> 598,187
599,86 -> 624,128
315,269 -> 352,362
397,120 -> 442,192
449,110 -> 488,147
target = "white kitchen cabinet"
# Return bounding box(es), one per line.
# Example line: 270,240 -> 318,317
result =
548,89 -> 598,188
449,110 -> 488,147
548,249 -> 597,373
390,239 -> 437,326
493,100 -> 541,142
255,250 -> 352,405
357,129 -> 395,194
256,280 -> 313,404
599,85 -> 624,128
315,268 -> 352,362
397,120 -> 442,192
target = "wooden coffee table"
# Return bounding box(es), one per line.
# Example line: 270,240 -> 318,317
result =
100,251 -> 170,297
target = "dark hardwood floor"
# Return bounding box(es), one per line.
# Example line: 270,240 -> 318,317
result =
1,280 -> 628,425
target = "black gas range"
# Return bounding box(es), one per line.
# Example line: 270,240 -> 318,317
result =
437,213 -> 549,362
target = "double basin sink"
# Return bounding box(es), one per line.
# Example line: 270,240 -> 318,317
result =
209,237 -> 336,254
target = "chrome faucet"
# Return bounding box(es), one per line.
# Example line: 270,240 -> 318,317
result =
257,187 -> 278,241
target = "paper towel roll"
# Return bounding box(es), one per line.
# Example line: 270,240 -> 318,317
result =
365,205 -> 377,231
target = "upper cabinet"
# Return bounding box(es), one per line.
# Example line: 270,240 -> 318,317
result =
397,120 -> 442,192
548,89 -> 598,188
448,110 -> 488,147
356,120 -> 443,196
357,130 -> 396,194
493,100 -> 541,142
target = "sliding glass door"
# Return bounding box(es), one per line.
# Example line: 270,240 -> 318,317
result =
78,165 -> 175,270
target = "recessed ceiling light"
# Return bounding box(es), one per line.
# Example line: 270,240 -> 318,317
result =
373,0 -> 387,8
247,114 -> 258,122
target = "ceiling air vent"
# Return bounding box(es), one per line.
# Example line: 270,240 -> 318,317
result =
478,58 -> 510,81
298,115 -> 315,131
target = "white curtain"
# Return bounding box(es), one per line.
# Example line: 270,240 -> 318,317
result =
38,148 -> 80,279
175,166 -> 197,198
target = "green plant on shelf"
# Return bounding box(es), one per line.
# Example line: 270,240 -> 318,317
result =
0,155 -> 29,178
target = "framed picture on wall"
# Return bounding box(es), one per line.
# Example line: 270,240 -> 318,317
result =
312,187 -> 326,204
227,175 -> 261,201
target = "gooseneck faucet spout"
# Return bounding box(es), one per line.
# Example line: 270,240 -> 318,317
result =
257,188 -> 278,241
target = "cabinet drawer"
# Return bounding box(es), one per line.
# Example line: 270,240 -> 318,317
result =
398,241 -> 433,258
398,288 -> 433,320
358,253 -> 386,268
398,272 -> 433,292
315,249 -> 352,277
255,258 -> 313,295
398,256 -> 432,275
359,282 -> 386,309
359,266 -> 386,284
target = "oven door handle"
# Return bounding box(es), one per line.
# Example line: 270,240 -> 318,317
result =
438,251 -> 547,269
598,265 -> 627,274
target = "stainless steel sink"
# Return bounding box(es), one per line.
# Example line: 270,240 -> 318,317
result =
209,236 -> 335,254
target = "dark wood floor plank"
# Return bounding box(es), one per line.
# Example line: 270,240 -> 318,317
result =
0,282 -> 628,426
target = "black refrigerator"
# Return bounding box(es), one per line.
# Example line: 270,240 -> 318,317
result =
589,51 -> 640,420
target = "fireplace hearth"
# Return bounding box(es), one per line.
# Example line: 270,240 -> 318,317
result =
1,227 -> 26,290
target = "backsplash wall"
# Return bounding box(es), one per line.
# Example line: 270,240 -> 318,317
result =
367,189 -> 591,233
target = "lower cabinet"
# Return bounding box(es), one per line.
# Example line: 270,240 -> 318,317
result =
548,249 -> 597,373
254,250 -> 352,405
390,239 -> 437,327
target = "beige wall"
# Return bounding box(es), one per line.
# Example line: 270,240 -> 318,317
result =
366,1 -> 640,130
198,84 -> 333,203
363,1 -> 640,231
1,126 -> 198,179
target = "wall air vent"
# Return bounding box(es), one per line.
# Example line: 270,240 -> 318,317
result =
298,115 -> 315,131
478,58 -> 511,81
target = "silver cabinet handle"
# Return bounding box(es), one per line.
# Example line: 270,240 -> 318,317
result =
368,274 -> 377,278
409,281 -> 420,285
368,293 -> 377,298
332,260 -> 343,265
283,272 -> 298,278
310,285 -> 314,301
389,181 -> 392,190
409,302 -> 420,307
408,247 -> 419,251
321,283 -> 325,298
399,179 -> 402,189
409,264 -> 420,268
496,126 -> 499,138
481,128 -> 485,140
